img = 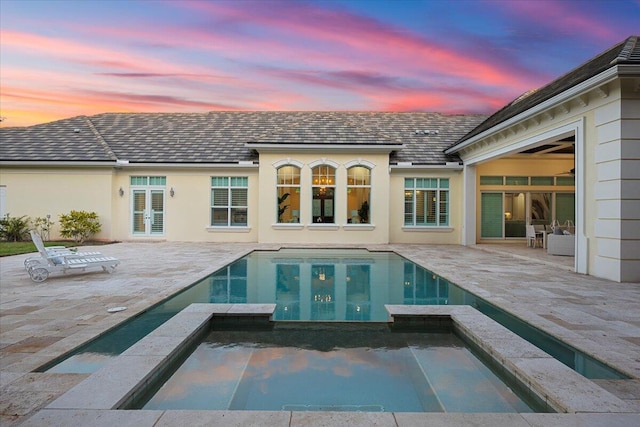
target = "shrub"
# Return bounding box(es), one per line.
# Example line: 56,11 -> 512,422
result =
0,214 -> 31,242
33,216 -> 55,241
58,210 -> 102,243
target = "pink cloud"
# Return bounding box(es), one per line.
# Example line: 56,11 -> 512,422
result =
174,0 -> 539,92
494,0 -> 620,41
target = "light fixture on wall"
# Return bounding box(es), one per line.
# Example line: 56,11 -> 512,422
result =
119,187 -> 124,197
170,187 -> 175,197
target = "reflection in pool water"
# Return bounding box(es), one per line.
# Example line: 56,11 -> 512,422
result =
208,249 -> 470,321
139,325 -> 541,413
45,248 -> 628,380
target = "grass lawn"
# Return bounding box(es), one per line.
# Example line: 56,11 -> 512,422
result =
0,241 -> 83,257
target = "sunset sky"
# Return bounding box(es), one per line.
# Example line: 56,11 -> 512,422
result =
1,0 -> 638,127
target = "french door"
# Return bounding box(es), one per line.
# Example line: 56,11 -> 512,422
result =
132,189 -> 165,235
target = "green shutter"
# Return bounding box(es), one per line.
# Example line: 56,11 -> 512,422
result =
481,193 -> 503,238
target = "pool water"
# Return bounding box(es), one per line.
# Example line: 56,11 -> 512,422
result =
137,324 -> 541,413
43,248 -> 628,380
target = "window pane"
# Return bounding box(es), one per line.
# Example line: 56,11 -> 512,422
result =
130,176 -> 148,186
312,165 -> 335,186
415,190 -> 426,224
504,193 -> 525,237
212,208 -> 229,226
505,176 -> 528,185
278,187 -> 300,223
212,189 -> 228,206
347,166 -> 370,186
531,176 -> 554,185
211,177 -> 229,187
556,176 -> 575,186
439,190 -> 448,225
231,188 -> 247,206
347,187 -> 370,224
531,193 -> 551,225
312,187 -> 334,223
149,176 -> 166,186
480,176 -> 503,185
278,166 -> 301,185
231,208 -> 247,226
404,190 -> 414,225
404,178 -> 414,188
439,179 -> 449,189
230,177 -> 247,187
425,190 -> 437,225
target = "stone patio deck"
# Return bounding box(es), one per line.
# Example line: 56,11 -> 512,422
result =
1,242 -> 638,426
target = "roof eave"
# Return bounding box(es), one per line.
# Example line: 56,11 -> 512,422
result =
0,160 -> 117,168
0,160 -> 260,169
445,65 -> 626,155
246,143 -> 404,153
390,162 -> 463,172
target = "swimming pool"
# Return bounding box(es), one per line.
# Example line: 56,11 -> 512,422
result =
42,248 -> 628,380
135,323 -> 544,412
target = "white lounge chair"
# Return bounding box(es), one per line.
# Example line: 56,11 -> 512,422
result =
24,232 -> 104,271
25,231 -> 120,282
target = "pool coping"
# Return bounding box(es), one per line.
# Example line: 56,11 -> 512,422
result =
43,304 -> 634,417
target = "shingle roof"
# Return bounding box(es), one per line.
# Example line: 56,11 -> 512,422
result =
0,116 -> 115,162
449,35 -> 640,150
1,112 -> 486,165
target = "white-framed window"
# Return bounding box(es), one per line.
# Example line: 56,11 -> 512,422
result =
347,166 -> 371,224
404,178 -> 449,226
211,177 -> 248,226
312,165 -> 336,224
277,165 -> 301,223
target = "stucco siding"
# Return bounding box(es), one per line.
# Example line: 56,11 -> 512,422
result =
388,171 -> 463,245
256,152 -> 391,244
0,167 -> 114,240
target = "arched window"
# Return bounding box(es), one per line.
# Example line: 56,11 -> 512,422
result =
277,165 -> 301,223
312,165 -> 335,223
347,166 -> 371,224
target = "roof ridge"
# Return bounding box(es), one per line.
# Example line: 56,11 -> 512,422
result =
83,116 -> 118,161
612,35 -> 639,63
250,112 -> 401,144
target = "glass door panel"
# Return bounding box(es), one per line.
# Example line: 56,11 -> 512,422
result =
132,189 -> 165,236
150,190 -> 164,234
530,193 -> 552,226
504,193 -> 525,237
132,190 -> 147,234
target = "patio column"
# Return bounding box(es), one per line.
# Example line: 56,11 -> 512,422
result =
461,164 -> 476,246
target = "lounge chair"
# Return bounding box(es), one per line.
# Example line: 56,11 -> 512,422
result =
24,232 -> 104,271
25,231 -> 120,282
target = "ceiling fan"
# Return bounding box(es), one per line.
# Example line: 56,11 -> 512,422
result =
555,168 -> 575,176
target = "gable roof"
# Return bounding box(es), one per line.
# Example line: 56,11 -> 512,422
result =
448,35 -> 640,151
1,112 -> 486,166
247,113 -> 402,147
